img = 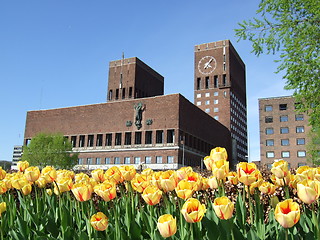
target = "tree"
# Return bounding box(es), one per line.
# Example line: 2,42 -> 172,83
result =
307,127 -> 320,166
235,0 -> 320,128
22,133 -> 79,169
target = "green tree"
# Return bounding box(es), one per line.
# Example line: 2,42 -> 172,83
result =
235,0 -> 320,128
307,127 -> 320,166
22,132 -> 78,169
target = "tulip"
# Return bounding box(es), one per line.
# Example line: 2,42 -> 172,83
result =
24,166 -> 40,182
237,162 -> 259,185
157,214 -> 177,238
94,182 -> 117,202
160,170 -> 178,192
71,182 -> 93,202
207,176 -> 219,189
185,172 -> 202,191
200,177 -> 210,190
249,179 -> 263,195
17,161 -> 29,172
0,202 -> 6,216
41,166 -> 57,183
11,175 -> 29,190
90,212 -> 108,231
119,165 -> 136,181
46,189 -> 53,196
0,181 -> 7,195
181,198 -> 206,223
297,179 -> 320,204
131,173 -> 149,193
150,171 -> 162,189
35,176 -> 47,188
212,159 -> 229,180
295,166 -> 315,182
227,171 -> 238,185
259,181 -> 276,195
314,167 -> 320,181
0,167 -> 6,180
105,166 -> 124,184
141,168 -> 154,178
175,180 -> 194,200
21,183 -> 32,195
56,169 -> 75,181
142,185 -> 163,205
75,172 -> 90,183
54,177 -> 73,195
271,160 -> 289,179
91,169 -> 105,182
274,199 -> 300,228
213,196 -> 234,220
176,166 -> 193,181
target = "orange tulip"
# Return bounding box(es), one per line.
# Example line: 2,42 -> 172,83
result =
297,180 -> 320,204
90,212 -> 108,231
91,169 -> 105,182
271,160 -> 289,179
275,199 -> 300,228
159,170 -> 178,192
119,165 -> 136,181
175,180 -> 194,200
71,182 -> 93,202
24,166 -> 40,182
94,182 -> 117,202
259,181 -> 276,195
181,198 -> 207,223
0,202 -> 6,216
157,214 -> 177,238
0,167 -> 6,180
237,162 -> 259,185
17,161 -> 29,172
213,196 -> 234,220
142,185 -> 162,205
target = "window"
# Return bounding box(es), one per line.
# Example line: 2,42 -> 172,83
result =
122,88 -> 126,99
295,114 -> 304,121
214,99 -> 218,104
78,158 -> 83,165
145,156 -> 151,164
280,115 -> 288,122
134,157 -> 141,164
125,132 -> 132,145
222,74 -> 226,86
205,93 -> 210,97
145,131 -> 152,144
205,108 -> 210,113
124,157 -> 131,164
280,127 -> 289,134
96,158 -> 101,165
105,157 -> 111,164
214,76 -> 218,88
213,91 -> 218,96
266,151 -> 275,158
96,134 -> 103,146
297,151 -> 306,157
129,87 -> 133,98
135,132 -> 142,144
266,128 -> 274,135
281,139 -> 289,146
297,138 -> 305,145
87,135 -> 94,147
115,89 -> 119,100
266,139 -> 274,146
279,104 -> 287,110
214,116 -> 219,120
114,157 -> 120,164
205,100 -> 210,105
205,77 -> 209,89
79,135 -> 85,147
197,101 -> 201,106
115,133 -> 122,145
167,130 -> 175,143
296,126 -> 305,133
71,136 -> 77,147
282,151 -> 290,158
167,156 -> 174,164
298,162 -> 307,167
196,93 -> 201,98
106,134 -> 112,146
87,158 -> 93,165
197,78 -> 201,90
156,130 -> 164,144
156,156 -> 163,164
265,105 -> 273,112
214,108 -> 219,112
108,90 -> 113,100
265,116 -> 273,123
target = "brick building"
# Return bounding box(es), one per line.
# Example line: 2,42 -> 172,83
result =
259,96 -> 311,168
24,57 -> 231,170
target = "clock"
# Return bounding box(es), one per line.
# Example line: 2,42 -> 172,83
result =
198,56 -> 217,75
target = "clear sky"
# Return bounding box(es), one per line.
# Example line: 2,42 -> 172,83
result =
0,0 -> 293,162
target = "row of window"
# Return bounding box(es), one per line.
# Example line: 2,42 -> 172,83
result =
196,92 -> 219,98
196,99 -> 219,106
78,156 -> 175,165
265,126 -> 305,135
196,75 -> 227,90
266,150 -> 306,158
264,114 -> 304,123
265,104 -> 291,112
266,162 -> 307,169
266,138 -> 305,146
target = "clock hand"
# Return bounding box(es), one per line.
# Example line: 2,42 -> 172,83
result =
204,58 -> 213,69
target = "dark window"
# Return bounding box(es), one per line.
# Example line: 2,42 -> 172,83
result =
108,90 -> 113,100
167,129 -> 175,143
297,138 -> 305,145
266,139 -> 274,146
265,116 -> 273,123
214,75 -> 218,88
197,78 -> 201,90
279,104 -> 287,110
222,74 -> 226,86
129,87 -> 133,98
280,127 -> 289,134
115,133 -> 122,145
156,130 -> 164,144
122,88 -> 126,99
106,134 -> 112,146
115,89 -> 119,100
145,131 -> 152,144
265,105 -> 273,112
79,135 -> 85,147
205,77 -> 209,89
135,132 -> 142,144
87,135 -> 94,147
96,134 -> 103,146
295,114 -> 304,121
280,115 -> 288,122
125,132 -> 132,145
71,136 -> 77,147
281,139 -> 289,146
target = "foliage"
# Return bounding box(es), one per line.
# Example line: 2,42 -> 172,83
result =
235,0 -> 320,129
307,127 -> 320,166
22,133 -> 78,169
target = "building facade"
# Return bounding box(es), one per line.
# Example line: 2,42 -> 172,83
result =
11,145 -> 22,170
259,96 -> 311,168
194,40 -> 248,162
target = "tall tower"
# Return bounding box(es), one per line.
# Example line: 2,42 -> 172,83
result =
194,40 -> 248,162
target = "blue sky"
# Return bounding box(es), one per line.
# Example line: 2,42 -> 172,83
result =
0,1 -> 293,162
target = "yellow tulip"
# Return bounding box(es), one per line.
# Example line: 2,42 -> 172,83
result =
56,169 -> 75,181
200,177 -> 210,190
259,181 -> 276,195
159,170 -> 178,192
21,183 -> 32,195
157,214 -> 177,238
227,171 -> 238,185
24,166 -> 40,182
91,169 -> 105,182
141,185 -> 162,205
212,159 -> 229,180
176,166 -> 193,181
150,171 -> 162,189
105,166 -> 124,184
75,172 -> 90,183
0,181 -> 7,195
207,176 -> 219,189
0,202 -> 6,216
35,176 -> 47,188
175,180 -> 194,200
271,160 -> 289,179
274,199 -> 300,228
237,162 -> 259,185
131,173 -> 149,193
90,212 -> 108,231
11,175 -> 29,190
54,177 -> 73,195
46,189 -> 53,196
119,165 -> 136,181
185,172 -> 202,191
17,161 -> 29,172
213,196 -> 234,220
203,156 -> 214,171
314,167 -> 320,181
71,182 -> 93,202
0,167 -> 6,180
295,166 -> 315,182
141,168 -> 154,178
94,182 -> 117,202
297,180 -> 320,204
41,166 -> 57,183
181,198 -> 206,223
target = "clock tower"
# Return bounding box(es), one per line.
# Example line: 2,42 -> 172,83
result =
194,40 -> 248,163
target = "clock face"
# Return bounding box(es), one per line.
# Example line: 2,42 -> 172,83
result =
198,56 -> 217,75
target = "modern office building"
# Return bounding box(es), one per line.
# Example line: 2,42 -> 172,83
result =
11,145 -> 23,170
24,57 -> 232,170
259,96 -> 311,168
194,40 -> 248,163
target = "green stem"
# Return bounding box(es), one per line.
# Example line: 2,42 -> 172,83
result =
285,228 -> 288,240
246,186 -> 253,225
190,223 -> 194,240
312,202 -> 320,240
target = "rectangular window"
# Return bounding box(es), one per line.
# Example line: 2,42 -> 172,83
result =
156,156 -> 163,164
298,162 -> 307,167
96,134 -> 103,147
87,135 -> 94,147
167,156 -> 174,164
266,128 -> 274,135
96,158 -> 101,165
114,157 -> 120,164
167,129 -> 175,143
296,126 -> 305,133
197,78 -> 201,90
196,101 -> 201,106
135,132 -> 142,144
205,108 -> 210,113
214,108 -> 219,112
297,151 -> 306,157
122,88 -> 126,99
205,100 -> 210,105
78,158 -> 83,165
145,131 -> 152,144
214,116 -> 219,120
266,139 -> 274,146
105,157 -> 111,164
106,134 -> 112,146
297,138 -> 305,145
205,76 -> 209,89
213,91 -> 218,96
280,127 -> 289,134
87,158 -> 93,165
115,133 -> 122,145
214,76 -> 218,88
124,157 -> 131,164
71,136 -> 77,147
196,93 -> 201,98
265,116 -> 273,123
205,93 -> 210,97
129,87 -> 133,98
79,135 -> 85,147
145,156 -> 152,164
156,130 -> 164,144
265,105 -> 273,112
222,74 -> 226,86
214,99 -> 218,104
281,139 -> 289,146
115,89 -> 119,100
266,151 -> 274,158
281,151 -> 290,158
280,115 -> 288,122
279,104 -> 287,110
134,157 -> 141,164
125,132 -> 132,145
295,114 -> 304,121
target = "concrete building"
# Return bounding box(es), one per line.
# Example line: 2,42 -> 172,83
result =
11,145 -> 23,170
259,96 -> 311,168
194,40 -> 248,162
